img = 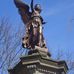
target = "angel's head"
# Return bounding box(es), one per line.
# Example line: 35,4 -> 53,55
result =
34,4 -> 42,13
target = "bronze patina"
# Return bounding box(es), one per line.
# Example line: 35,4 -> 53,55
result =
14,0 -> 47,49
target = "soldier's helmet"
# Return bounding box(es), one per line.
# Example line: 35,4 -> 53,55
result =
34,4 -> 42,13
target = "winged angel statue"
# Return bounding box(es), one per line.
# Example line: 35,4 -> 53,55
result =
14,0 -> 47,49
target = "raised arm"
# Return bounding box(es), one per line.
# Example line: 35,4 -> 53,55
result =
31,0 -> 34,12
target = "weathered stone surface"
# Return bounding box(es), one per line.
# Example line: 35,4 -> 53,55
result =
8,50 -> 68,74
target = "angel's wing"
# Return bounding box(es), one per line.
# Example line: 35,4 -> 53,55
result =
14,0 -> 31,24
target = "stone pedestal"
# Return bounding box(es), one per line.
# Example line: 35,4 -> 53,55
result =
8,47 -> 68,74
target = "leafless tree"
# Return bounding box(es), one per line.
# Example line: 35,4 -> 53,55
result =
0,17 -> 26,74
54,49 -> 74,74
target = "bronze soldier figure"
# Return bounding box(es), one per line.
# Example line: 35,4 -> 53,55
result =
14,0 -> 46,49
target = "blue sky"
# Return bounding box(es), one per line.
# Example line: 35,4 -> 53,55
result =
0,0 -> 74,55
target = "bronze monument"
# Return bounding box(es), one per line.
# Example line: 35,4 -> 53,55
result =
8,0 -> 68,74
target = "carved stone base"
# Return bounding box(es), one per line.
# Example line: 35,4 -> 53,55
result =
8,54 -> 68,74
8,47 -> 68,74
28,46 -> 51,58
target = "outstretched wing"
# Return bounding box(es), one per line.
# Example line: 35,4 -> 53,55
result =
14,0 -> 31,24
